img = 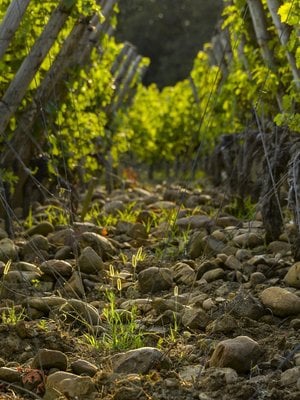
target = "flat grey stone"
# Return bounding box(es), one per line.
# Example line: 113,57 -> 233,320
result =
138,267 -> 173,293
110,347 -> 170,374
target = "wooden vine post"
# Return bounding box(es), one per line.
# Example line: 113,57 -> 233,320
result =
0,0 -> 119,209
0,0 -> 76,137
1,0 -> 117,166
246,0 -> 284,111
101,44 -> 141,193
77,0 -> 118,64
109,45 -> 137,105
0,21 -> 88,165
246,0 -> 276,69
211,34 -> 228,75
110,55 -> 143,114
0,0 -> 31,60
266,0 -> 300,89
110,42 -> 133,76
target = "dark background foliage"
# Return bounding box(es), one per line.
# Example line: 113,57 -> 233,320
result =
115,0 -> 223,88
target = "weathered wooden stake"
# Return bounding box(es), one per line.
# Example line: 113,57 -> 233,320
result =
0,0 -> 31,60
0,0 -> 76,136
266,0 -> 300,89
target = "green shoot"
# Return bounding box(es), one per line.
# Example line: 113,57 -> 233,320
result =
44,205 -> 69,225
83,290 -> 144,351
169,285 -> 179,342
1,306 -> 26,325
37,319 -> 49,331
119,252 -> 128,264
3,259 -> 12,276
83,333 -> 102,349
117,201 -> 140,223
24,206 -> 33,229
131,246 -> 146,280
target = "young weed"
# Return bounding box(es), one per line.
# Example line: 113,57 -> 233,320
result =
82,290 -> 144,352
131,246 -> 146,280
169,312 -> 179,343
169,286 -> 180,343
119,252 -> 128,264
102,291 -> 144,351
83,332 -> 102,350
37,319 -> 49,331
85,202 -> 140,228
1,305 -> 26,325
24,206 -> 34,229
117,201 -> 140,223
44,205 -> 69,225
0,259 -> 12,297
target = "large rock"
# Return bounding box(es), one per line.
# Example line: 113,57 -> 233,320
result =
40,259 -> 73,278
280,366 -> 300,386
181,307 -> 210,329
152,298 -> 184,314
225,255 -> 242,271
3,270 -> 41,284
31,349 -> 68,370
226,292 -> 266,320
196,259 -> 221,279
259,286 -> 300,317
284,262 -> 300,288
80,232 -> 116,260
176,215 -> 211,230
63,271 -> 85,297
110,347 -> 170,374
138,267 -> 173,293
202,236 -> 226,256
216,216 -> 241,227
45,371 -> 95,398
55,245 -> 73,260
202,268 -> 225,282
187,231 -> 205,259
209,336 -> 261,373
58,299 -> 101,326
78,246 -> 104,274
21,234 -> 49,256
171,262 -> 195,285
26,221 -> 54,236
0,238 -> 18,261
73,222 -> 102,235
268,240 -> 291,255
0,367 -> 22,383
70,359 -> 98,377
232,233 -> 263,248
25,296 -> 67,314
15,261 -> 41,274
48,228 -> 76,247
206,315 -> 238,334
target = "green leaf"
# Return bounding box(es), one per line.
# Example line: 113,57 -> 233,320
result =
278,3 -> 292,23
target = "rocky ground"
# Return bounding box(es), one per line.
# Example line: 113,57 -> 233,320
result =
0,180 -> 299,399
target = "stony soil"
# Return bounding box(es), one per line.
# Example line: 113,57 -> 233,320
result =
0,181 -> 299,399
